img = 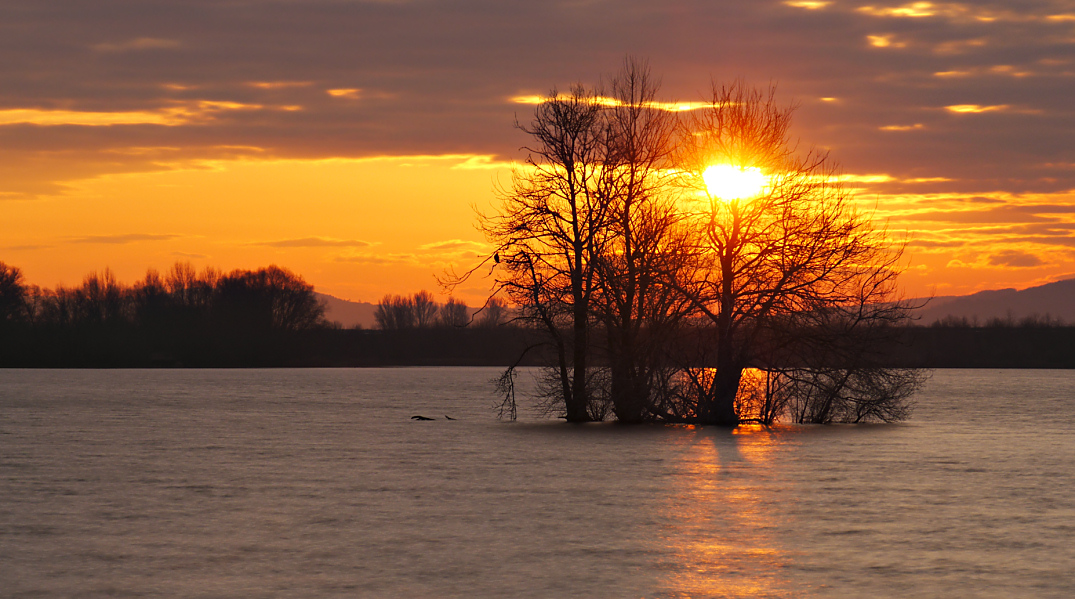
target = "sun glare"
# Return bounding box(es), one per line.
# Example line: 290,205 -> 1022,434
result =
703,165 -> 767,200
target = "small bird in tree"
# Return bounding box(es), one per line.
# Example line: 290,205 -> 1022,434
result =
493,252 -> 500,264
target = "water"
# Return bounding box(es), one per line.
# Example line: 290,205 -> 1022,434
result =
1,368 -> 1073,598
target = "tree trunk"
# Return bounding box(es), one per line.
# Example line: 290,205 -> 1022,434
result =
566,271 -> 592,422
610,353 -> 646,423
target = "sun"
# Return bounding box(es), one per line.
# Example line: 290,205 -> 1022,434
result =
702,165 -> 767,200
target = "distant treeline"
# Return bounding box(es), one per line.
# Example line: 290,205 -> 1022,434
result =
0,261 -> 329,366
2,261 -> 1074,368
927,313 -> 1068,328
373,291 -> 507,329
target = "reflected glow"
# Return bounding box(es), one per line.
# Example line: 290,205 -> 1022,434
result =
661,426 -> 787,596
703,165 -> 767,200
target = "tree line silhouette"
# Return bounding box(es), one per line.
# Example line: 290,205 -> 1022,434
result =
373,291 -> 507,330
2,259 -> 1072,370
0,261 -> 326,366
0,259 -> 536,367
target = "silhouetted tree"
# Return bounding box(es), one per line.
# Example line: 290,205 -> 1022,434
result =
475,82 -> 613,422
669,82 -> 919,425
413,290 -> 439,328
439,296 -> 470,327
75,269 -> 127,325
0,261 -> 27,326
476,296 -> 508,328
460,63 -> 923,426
375,294 -> 416,330
589,60 -> 695,423
215,265 -> 325,332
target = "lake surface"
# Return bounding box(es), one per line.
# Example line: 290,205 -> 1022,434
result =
1,368 -> 1073,598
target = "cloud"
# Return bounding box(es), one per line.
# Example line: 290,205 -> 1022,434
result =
867,34 -> 906,48
988,250 -> 1046,268
327,88 -> 362,99
945,104 -> 1010,114
906,239 -> 964,249
857,3 -> 940,19
335,253 -> 417,265
71,234 -> 179,244
92,37 -> 180,53
172,251 -> 208,259
0,101 -> 265,127
879,123 -> 925,131
253,237 -> 374,248
784,1 -> 831,9
1,0 -> 1073,208
418,239 -> 487,252
3,244 -> 53,251
450,155 -> 515,170
511,95 -> 710,112
248,81 -> 312,89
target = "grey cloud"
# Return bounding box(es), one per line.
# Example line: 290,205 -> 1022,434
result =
0,0 -> 1071,197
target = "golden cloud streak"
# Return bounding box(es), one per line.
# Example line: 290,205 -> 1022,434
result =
880,123 -> 925,131
327,88 -> 362,99
784,1 -> 831,8
945,104 -> 1010,113
0,101 -> 265,127
511,95 -> 709,112
858,2 -> 938,18
867,34 -> 905,48
248,81 -> 312,89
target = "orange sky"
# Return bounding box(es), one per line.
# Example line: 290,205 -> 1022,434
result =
2,0 -> 1073,303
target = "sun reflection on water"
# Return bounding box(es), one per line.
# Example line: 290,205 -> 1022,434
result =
659,426 -> 791,598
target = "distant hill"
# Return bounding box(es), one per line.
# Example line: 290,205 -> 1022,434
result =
315,293 -> 378,329
912,278 -> 1075,325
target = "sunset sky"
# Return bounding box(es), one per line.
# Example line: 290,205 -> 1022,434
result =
2,0 -> 1073,304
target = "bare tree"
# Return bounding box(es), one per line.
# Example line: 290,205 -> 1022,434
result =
458,65 -> 922,426
76,269 -> 127,325
0,261 -> 26,326
590,59 -> 696,422
477,83 -> 612,422
671,82 -> 919,425
215,265 -> 325,331
439,296 -> 470,327
374,294 -> 416,330
412,290 -> 439,328
476,296 -> 507,327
